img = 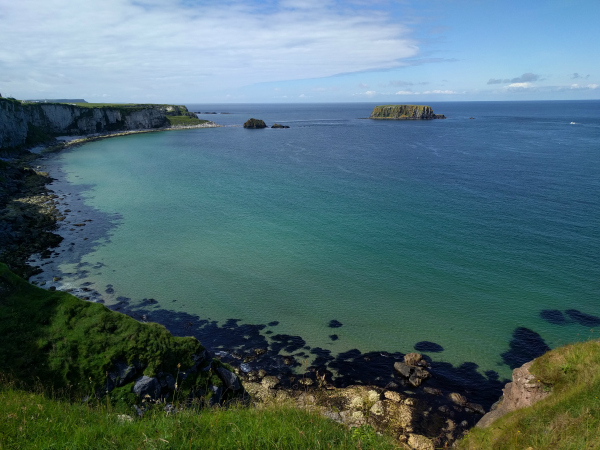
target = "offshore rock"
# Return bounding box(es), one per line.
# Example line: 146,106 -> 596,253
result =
369,105 -> 446,120
271,123 -> 289,128
243,118 -> 267,129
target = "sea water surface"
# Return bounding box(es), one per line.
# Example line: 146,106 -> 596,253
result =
41,101 -> 600,380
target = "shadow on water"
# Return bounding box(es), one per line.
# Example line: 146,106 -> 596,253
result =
540,308 -> 600,327
109,296 -> 511,407
501,327 -> 550,369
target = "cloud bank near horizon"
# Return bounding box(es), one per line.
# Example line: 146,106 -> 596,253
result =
0,0 -> 419,100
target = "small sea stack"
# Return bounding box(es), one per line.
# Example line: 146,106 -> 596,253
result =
369,105 -> 446,120
243,118 -> 267,128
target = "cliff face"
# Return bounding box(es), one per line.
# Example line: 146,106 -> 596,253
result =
0,99 -> 197,151
369,105 -> 446,120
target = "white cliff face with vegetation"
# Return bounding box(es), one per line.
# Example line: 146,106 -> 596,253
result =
0,98 -> 201,151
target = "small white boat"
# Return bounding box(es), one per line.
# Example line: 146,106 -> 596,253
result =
570,121 -> 577,124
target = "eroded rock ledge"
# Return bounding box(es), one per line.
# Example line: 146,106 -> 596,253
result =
369,105 -> 446,120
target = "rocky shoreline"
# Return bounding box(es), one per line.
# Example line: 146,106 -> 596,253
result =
0,128 -> 551,448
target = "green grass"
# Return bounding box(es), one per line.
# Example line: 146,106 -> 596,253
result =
0,263 -> 203,393
165,116 -> 208,126
458,340 -> 600,449
0,263 -> 399,449
0,377 -> 398,449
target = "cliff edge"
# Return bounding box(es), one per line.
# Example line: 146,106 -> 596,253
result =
369,105 -> 446,120
0,98 -> 205,151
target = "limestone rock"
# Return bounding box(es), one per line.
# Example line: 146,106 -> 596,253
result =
404,353 -> 424,366
448,392 -> 467,406
384,391 -> 402,402
407,433 -> 434,450
477,360 -> 549,428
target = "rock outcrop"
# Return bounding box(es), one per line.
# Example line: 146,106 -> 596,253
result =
243,118 -> 267,129
476,360 -> 549,428
0,98 -> 199,151
271,123 -> 289,128
369,105 -> 446,120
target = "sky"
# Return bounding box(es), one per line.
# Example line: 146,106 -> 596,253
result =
1,0 -> 599,103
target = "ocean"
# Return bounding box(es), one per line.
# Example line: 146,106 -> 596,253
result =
34,101 -> 600,389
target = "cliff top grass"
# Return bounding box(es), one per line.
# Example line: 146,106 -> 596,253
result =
0,262 -> 202,392
165,115 -> 208,126
458,339 -> 600,449
0,377 -> 398,449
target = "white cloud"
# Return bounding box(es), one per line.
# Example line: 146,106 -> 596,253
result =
395,90 -> 416,95
364,90 -> 376,96
570,83 -> 598,90
0,0 -> 419,100
423,90 -> 456,94
505,82 -> 534,90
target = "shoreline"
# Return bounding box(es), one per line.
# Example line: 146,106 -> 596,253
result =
0,123 -> 554,446
11,129 -> 505,404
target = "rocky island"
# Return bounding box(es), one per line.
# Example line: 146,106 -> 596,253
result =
369,104 -> 446,120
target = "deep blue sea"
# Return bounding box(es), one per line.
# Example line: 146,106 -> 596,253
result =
37,101 -> 600,387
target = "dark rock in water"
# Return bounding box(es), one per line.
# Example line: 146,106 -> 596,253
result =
271,123 -> 290,128
565,309 -> 600,327
217,367 -> 241,391
243,118 -> 267,129
501,327 -> 550,369
415,341 -> 444,353
268,321 -> 279,326
469,117 -> 475,119
329,334 -> 339,341
540,309 -> 568,325
133,376 -> 161,400
328,319 -> 343,328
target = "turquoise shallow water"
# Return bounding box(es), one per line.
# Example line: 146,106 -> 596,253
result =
45,101 -> 600,379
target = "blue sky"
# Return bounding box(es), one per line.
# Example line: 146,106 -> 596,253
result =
1,0 -> 598,103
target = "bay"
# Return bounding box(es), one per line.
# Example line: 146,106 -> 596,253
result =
39,101 -> 600,380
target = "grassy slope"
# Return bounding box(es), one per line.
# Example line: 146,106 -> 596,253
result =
165,115 -> 209,126
0,264 -> 398,448
0,262 -> 202,391
0,380 -> 398,449
458,340 -> 600,449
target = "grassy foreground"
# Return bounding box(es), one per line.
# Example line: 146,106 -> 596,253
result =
0,263 -> 398,448
458,339 -> 600,449
0,377 -> 398,449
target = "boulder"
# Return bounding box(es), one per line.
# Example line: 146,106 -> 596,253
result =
133,376 -> 161,400
404,353 -> 424,366
217,367 -> 241,391
476,360 -> 549,428
271,123 -> 290,128
407,434 -> 434,450
243,118 -> 267,129
108,361 -> 138,387
394,361 -> 430,387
